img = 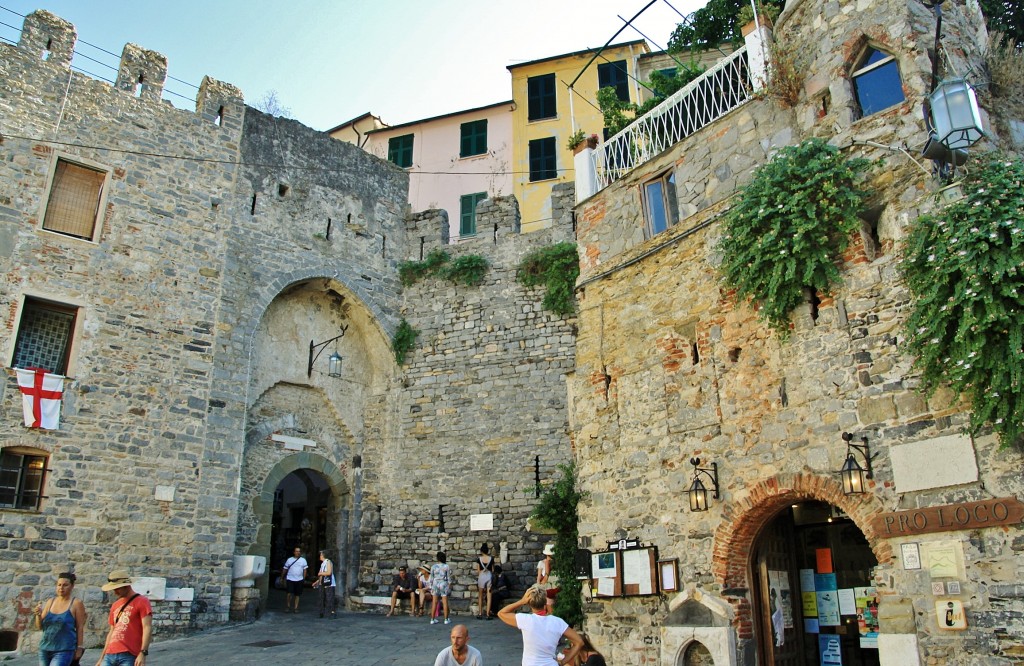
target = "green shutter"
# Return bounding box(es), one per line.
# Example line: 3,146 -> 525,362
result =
460,192 -> 486,236
388,134 -> 414,168
460,120 -> 488,157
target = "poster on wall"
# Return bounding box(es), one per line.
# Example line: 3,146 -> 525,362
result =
768,570 -> 794,629
799,568 -> 817,616
855,587 -> 879,648
621,548 -> 655,595
815,574 -> 840,627
818,634 -> 842,666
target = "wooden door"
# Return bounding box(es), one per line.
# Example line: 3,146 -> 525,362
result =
754,514 -> 804,665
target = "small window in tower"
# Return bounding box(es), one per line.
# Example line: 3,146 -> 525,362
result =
851,46 -> 905,118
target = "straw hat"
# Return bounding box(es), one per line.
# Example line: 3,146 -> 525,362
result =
101,569 -> 133,592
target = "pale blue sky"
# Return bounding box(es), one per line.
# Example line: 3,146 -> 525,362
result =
0,0 -> 701,131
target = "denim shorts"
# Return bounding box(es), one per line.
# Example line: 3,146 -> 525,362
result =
39,650 -> 75,666
101,653 -> 138,666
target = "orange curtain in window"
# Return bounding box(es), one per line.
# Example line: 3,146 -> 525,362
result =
43,160 -> 105,239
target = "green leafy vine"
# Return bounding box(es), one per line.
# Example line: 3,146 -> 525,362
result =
901,153 -> 1024,448
530,462 -> 587,627
392,318 -> 419,366
398,249 -> 489,287
517,242 -> 580,316
718,138 -> 872,336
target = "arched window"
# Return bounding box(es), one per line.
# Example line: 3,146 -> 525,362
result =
851,46 -> 905,118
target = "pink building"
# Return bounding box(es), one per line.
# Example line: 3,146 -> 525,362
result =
329,101 -> 513,242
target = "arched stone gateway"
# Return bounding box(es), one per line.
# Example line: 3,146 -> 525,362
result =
709,473 -> 892,665
238,451 -> 350,615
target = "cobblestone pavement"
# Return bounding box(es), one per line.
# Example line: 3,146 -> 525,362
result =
5,607 -> 525,666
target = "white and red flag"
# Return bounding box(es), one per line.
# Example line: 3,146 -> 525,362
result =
16,368 -> 65,429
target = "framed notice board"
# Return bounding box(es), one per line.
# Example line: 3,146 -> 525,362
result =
590,545 -> 659,597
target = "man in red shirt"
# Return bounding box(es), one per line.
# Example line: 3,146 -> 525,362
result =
96,569 -> 152,666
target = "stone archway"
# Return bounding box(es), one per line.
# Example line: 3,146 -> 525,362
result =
710,472 -> 892,656
244,452 -> 350,610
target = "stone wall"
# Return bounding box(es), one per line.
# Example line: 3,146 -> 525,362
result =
0,8 -> 411,649
570,0 -> 1023,663
356,189 -> 578,608
0,9 -> 245,643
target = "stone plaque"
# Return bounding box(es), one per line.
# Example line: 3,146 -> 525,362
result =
870,498 -> 1024,537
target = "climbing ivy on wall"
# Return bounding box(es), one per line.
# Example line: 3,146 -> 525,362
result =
530,462 -> 586,628
516,242 -> 580,316
901,153 -> 1024,448
718,138 -> 873,336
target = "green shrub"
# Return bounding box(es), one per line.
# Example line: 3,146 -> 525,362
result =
901,153 -> 1024,448
530,462 -> 587,627
445,254 -> 489,286
398,249 -> 489,287
517,242 -> 580,316
398,249 -> 450,286
718,138 -> 872,336
392,319 -> 419,366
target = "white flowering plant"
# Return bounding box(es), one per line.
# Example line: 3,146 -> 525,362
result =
901,153 -> 1024,448
719,138 -> 873,336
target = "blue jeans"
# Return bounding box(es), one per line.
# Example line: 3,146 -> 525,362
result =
39,650 -> 75,666
101,653 -> 138,666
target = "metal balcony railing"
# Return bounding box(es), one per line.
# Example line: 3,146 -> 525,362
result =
595,46 -> 752,189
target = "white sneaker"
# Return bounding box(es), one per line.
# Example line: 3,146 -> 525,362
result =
430,618 -> 438,625
444,618 -> 451,625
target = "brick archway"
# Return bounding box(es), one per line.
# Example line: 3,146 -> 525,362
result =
711,472 -> 893,643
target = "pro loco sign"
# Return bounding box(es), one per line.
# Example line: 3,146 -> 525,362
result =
870,497 -> 1024,537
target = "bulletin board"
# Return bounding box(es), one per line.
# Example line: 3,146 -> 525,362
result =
590,545 -> 659,597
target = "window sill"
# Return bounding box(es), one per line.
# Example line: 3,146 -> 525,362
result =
528,176 -> 561,184
37,227 -> 100,246
527,116 -> 558,124
458,153 -> 489,161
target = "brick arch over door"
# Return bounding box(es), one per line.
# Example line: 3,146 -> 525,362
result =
711,472 -> 893,642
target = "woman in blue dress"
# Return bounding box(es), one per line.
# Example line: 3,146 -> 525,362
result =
33,572 -> 87,666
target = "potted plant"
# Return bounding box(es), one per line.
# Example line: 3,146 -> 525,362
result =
738,4 -> 778,37
568,130 -> 600,154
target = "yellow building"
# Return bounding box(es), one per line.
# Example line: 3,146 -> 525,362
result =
508,40 -> 648,233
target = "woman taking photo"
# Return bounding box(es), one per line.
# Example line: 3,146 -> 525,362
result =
498,584 -> 583,666
33,572 -> 86,666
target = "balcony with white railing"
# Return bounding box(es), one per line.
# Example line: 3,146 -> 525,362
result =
594,45 -> 754,190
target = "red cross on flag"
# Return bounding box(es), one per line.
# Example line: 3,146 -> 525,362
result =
16,368 -> 65,429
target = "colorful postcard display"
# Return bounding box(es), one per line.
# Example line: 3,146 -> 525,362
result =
855,587 -> 879,648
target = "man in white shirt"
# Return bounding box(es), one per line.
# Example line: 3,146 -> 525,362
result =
434,624 -> 483,666
280,546 -> 308,614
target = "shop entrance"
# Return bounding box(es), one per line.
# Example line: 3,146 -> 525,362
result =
752,501 -> 880,666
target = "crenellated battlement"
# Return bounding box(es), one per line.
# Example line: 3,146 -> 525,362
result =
7,10 -> 245,127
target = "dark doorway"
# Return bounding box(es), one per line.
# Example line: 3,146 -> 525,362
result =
752,501 -> 880,666
269,469 -> 331,584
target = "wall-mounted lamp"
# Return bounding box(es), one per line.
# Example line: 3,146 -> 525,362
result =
687,457 -> 720,512
928,78 -> 985,151
308,325 -> 348,378
920,1 -> 984,177
839,432 -> 874,495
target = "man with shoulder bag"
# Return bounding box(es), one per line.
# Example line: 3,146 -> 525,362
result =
280,546 -> 308,614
